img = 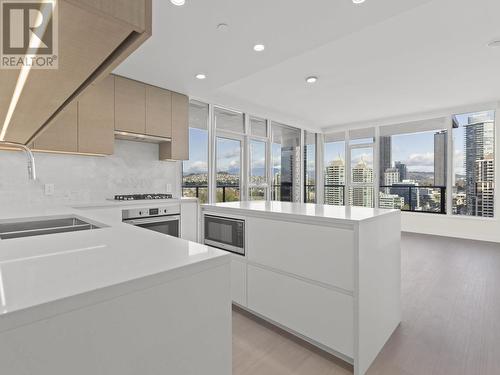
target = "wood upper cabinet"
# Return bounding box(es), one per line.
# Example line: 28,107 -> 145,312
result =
29,74 -> 189,159
78,75 -> 115,155
32,76 -> 115,155
2,0 -> 151,145
114,76 -> 146,134
33,102 -> 78,153
159,92 -> 189,161
146,86 -> 172,138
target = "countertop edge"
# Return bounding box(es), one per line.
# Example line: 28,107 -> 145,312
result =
0,252 -> 230,333
201,204 -> 400,226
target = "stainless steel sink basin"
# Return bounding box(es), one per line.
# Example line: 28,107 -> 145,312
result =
0,216 -> 103,240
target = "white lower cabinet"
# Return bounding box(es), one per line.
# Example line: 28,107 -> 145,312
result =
247,264 -> 354,358
180,201 -> 198,242
231,257 -> 247,306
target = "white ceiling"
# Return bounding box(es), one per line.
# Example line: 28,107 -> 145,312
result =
114,0 -> 500,132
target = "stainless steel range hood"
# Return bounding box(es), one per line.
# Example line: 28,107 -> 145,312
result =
114,131 -> 171,144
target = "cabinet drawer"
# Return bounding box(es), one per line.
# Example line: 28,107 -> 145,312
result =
247,218 -> 354,291
247,265 -> 354,357
231,257 -> 247,306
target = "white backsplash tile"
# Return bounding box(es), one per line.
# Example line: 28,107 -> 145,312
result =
0,140 -> 180,210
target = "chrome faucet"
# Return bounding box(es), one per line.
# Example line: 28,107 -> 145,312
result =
0,141 -> 37,180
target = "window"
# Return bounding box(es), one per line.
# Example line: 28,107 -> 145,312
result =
249,139 -> 267,200
216,137 -> 241,202
379,118 -> 448,213
350,146 -> 374,208
452,110 -> 495,217
214,107 -> 245,133
348,129 -> 374,208
324,133 -> 346,206
250,117 -> 267,138
214,107 -> 244,203
182,101 -> 209,203
304,131 -> 317,203
271,122 -> 301,202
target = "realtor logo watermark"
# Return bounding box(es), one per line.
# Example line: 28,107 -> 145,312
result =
1,0 -> 58,69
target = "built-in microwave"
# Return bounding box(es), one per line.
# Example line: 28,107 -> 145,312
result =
203,215 -> 245,256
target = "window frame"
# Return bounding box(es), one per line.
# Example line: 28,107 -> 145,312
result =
214,131 -> 245,203
348,142 -> 375,208
247,136 -> 270,201
451,110 -> 496,218
181,100 -> 210,204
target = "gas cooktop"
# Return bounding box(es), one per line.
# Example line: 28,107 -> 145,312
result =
114,194 -> 173,201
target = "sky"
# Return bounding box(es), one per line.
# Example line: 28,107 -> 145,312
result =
183,128 -> 208,175
216,137 -> 241,175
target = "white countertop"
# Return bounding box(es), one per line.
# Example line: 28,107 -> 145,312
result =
202,201 -> 399,224
0,202 -> 227,326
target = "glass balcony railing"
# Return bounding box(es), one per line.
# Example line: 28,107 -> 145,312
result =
216,185 -> 240,203
182,184 -> 241,203
304,184 -> 316,203
182,185 -> 208,204
379,185 -> 446,214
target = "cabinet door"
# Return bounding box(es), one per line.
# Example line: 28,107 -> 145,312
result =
78,75 -> 115,155
146,85 -> 172,137
180,201 -> 198,242
33,102 -> 78,153
159,92 -> 189,160
114,76 -> 146,134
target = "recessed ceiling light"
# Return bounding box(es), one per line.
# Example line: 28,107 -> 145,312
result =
253,44 -> 265,52
195,73 -> 206,80
305,76 -> 318,84
352,0 -> 366,4
487,40 -> 500,48
170,0 -> 185,6
217,23 -> 229,31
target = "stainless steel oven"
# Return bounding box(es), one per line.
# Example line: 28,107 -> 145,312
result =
204,215 -> 245,256
122,205 -> 180,237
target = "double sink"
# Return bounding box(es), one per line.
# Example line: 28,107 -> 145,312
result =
0,216 -> 103,240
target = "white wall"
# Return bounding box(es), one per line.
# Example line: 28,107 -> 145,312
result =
402,213 -> 500,243
0,140 -> 181,210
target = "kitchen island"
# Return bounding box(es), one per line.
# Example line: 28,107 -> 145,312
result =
0,206 -> 231,375
202,201 -> 401,375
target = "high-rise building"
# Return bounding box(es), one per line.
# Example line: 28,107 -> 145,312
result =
351,159 -> 374,207
280,146 -> 294,202
379,193 -> 405,209
464,114 -> 495,216
434,131 -> 447,187
384,168 -> 400,186
382,168 -> 400,195
475,156 -> 494,217
394,161 -> 407,181
325,158 -> 345,206
379,136 -> 392,185
390,179 -> 420,210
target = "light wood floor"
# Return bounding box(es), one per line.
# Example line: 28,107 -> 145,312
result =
232,232 -> 500,375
